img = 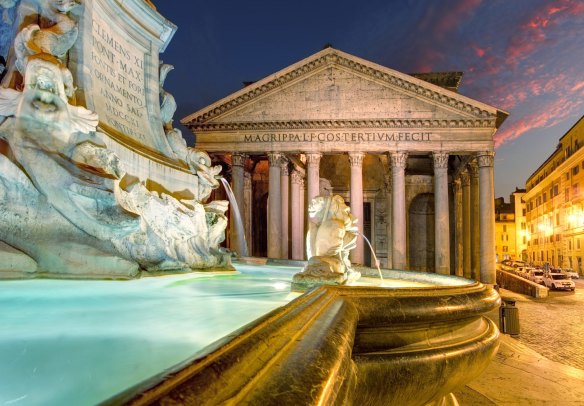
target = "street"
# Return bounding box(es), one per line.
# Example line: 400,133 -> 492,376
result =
499,279 -> 584,370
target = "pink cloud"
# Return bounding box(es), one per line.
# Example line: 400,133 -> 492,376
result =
571,82 -> 584,92
472,45 -> 487,58
432,0 -> 483,39
506,0 -> 584,67
494,95 -> 584,148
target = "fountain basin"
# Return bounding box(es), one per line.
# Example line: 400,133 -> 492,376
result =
120,268 -> 500,406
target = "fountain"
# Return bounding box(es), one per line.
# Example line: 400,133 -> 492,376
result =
361,232 -> 384,284
219,177 -> 249,257
0,2 -> 500,405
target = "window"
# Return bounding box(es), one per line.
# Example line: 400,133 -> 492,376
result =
503,246 -> 508,252
554,184 -> 559,196
578,239 -> 581,249
503,225 -> 507,232
556,213 -> 560,225
566,172 -> 570,180
573,166 -> 580,176
566,188 -> 570,202
573,183 -> 579,196
523,208 -> 526,216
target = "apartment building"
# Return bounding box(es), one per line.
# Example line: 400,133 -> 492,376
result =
524,116 -> 584,273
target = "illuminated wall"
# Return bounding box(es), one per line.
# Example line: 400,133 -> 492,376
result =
524,116 -> 584,272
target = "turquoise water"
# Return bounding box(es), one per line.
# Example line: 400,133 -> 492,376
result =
0,265 -> 302,406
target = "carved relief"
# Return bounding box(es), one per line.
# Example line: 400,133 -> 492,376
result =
192,118 -> 496,132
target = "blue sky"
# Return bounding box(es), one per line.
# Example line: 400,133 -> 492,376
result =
157,1 -> 582,199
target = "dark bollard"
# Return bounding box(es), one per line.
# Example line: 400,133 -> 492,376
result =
499,298 -> 520,336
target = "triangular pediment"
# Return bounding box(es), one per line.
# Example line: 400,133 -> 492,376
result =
183,48 -> 506,130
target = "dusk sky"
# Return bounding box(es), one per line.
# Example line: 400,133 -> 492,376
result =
154,0 -> 584,199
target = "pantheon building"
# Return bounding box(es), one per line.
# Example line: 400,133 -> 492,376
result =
183,47 -> 508,284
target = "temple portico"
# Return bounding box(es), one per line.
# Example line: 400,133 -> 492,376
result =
183,47 -> 507,283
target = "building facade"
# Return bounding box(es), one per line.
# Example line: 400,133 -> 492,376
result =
183,48 -> 508,283
524,116 -> 584,273
494,189 -> 527,262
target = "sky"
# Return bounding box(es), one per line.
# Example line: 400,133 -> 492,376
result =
155,0 -> 584,199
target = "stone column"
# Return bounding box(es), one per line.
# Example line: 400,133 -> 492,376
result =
385,173 -> 393,268
461,171 -> 471,279
478,152 -> 496,284
244,172 -> 253,255
305,153 -> 322,203
280,159 -> 290,259
290,169 -> 304,260
391,152 -> 408,270
267,152 -> 282,259
231,152 -> 247,257
469,161 -> 480,280
433,152 -> 450,275
300,176 -> 306,258
454,178 -> 463,277
349,152 -> 365,264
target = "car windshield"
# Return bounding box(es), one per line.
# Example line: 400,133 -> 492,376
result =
551,274 -> 569,280
534,271 -> 543,276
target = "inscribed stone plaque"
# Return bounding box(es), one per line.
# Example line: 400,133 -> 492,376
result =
77,0 -> 172,155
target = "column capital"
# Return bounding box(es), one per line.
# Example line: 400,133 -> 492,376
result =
268,152 -> 283,167
477,151 -> 495,168
460,171 -> 470,187
280,158 -> 291,175
453,177 -> 462,192
390,151 -> 408,168
468,160 -> 479,178
291,170 -> 304,184
305,152 -> 322,166
432,152 -> 449,169
348,152 -> 365,167
244,172 -> 252,188
231,152 -> 247,167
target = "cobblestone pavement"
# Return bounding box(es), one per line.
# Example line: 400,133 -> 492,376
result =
499,278 -> 584,371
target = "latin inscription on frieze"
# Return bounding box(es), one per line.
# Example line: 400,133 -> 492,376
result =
90,16 -> 153,147
243,132 -> 432,143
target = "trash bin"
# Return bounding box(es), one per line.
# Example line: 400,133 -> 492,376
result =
499,298 -> 520,335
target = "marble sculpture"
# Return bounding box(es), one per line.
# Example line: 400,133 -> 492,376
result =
0,0 -> 231,278
293,195 -> 361,287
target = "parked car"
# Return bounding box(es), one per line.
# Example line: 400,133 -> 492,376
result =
526,268 -> 545,284
516,266 -> 531,279
543,271 -> 576,291
562,268 -> 580,279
